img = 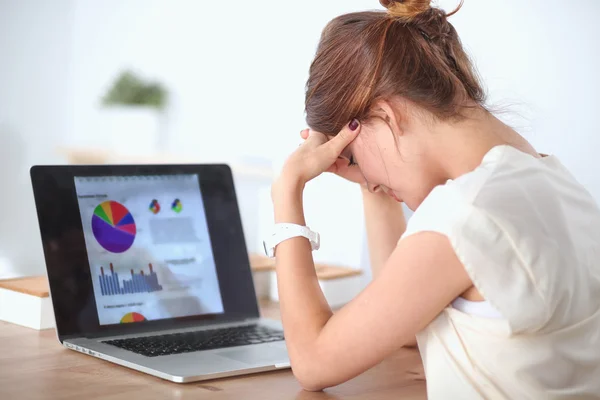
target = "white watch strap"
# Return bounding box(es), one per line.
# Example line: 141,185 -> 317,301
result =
263,223 -> 320,257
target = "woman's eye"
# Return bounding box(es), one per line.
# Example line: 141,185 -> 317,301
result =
348,155 -> 358,167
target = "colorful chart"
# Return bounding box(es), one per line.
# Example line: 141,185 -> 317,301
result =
171,198 -> 182,213
120,312 -> 146,323
92,201 -> 136,253
99,263 -> 163,296
149,199 -> 161,214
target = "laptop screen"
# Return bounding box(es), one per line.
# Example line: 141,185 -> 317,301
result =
73,174 -> 225,325
31,164 -> 259,340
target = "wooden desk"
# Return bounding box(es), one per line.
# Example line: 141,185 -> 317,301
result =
0,300 -> 425,400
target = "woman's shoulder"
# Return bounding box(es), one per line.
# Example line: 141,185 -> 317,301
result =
451,144 -> 559,203
402,145 -> 600,334
421,144 -> 598,224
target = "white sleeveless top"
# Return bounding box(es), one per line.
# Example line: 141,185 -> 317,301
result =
400,145 -> 600,399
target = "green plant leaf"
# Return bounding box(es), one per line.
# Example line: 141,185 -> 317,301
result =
102,70 -> 167,110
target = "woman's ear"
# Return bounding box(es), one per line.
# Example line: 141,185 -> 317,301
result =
373,99 -> 405,137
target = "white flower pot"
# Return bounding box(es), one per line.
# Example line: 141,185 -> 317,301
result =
100,106 -> 162,156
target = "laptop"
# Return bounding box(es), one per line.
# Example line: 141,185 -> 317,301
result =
30,164 -> 290,383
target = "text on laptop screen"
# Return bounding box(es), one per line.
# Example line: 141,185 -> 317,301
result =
74,174 -> 224,325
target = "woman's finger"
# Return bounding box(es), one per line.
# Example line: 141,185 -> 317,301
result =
321,119 -> 360,158
305,129 -> 328,147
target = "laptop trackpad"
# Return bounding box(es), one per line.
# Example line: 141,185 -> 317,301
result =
217,344 -> 288,365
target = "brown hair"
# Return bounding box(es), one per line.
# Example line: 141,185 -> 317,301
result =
305,0 -> 485,134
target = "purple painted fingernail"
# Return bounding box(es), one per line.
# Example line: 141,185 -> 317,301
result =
349,119 -> 359,131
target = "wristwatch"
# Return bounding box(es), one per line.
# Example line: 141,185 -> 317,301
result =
263,223 -> 320,258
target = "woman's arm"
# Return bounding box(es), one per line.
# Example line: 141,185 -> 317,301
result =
362,186 -> 407,278
273,183 -> 472,391
272,124 -> 472,391
363,187 -> 417,347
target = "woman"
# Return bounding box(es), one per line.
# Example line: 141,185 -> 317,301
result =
270,0 -> 600,398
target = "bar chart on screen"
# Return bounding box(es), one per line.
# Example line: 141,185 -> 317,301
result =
98,263 -> 163,296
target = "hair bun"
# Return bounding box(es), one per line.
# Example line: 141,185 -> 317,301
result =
379,0 -> 431,20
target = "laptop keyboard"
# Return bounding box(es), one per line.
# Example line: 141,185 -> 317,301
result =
104,324 -> 285,357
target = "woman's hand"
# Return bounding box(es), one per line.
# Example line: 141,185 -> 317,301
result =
273,120 -> 361,197
300,129 -> 367,187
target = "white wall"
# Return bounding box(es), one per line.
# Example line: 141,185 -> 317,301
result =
1,0 -> 599,278
440,0 -> 600,199
0,0 -> 74,278
65,0 -> 369,269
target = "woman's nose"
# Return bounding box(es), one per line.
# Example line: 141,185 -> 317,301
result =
367,183 -> 380,193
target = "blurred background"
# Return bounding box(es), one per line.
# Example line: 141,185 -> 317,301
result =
1,0 -> 599,282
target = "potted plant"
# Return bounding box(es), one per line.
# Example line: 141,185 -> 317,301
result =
100,70 -> 168,155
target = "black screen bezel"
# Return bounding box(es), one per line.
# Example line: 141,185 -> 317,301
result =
30,164 -> 259,342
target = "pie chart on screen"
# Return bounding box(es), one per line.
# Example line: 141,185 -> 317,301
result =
91,201 -> 136,253
120,312 -> 146,323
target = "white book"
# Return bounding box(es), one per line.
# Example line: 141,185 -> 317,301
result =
0,276 -> 55,330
